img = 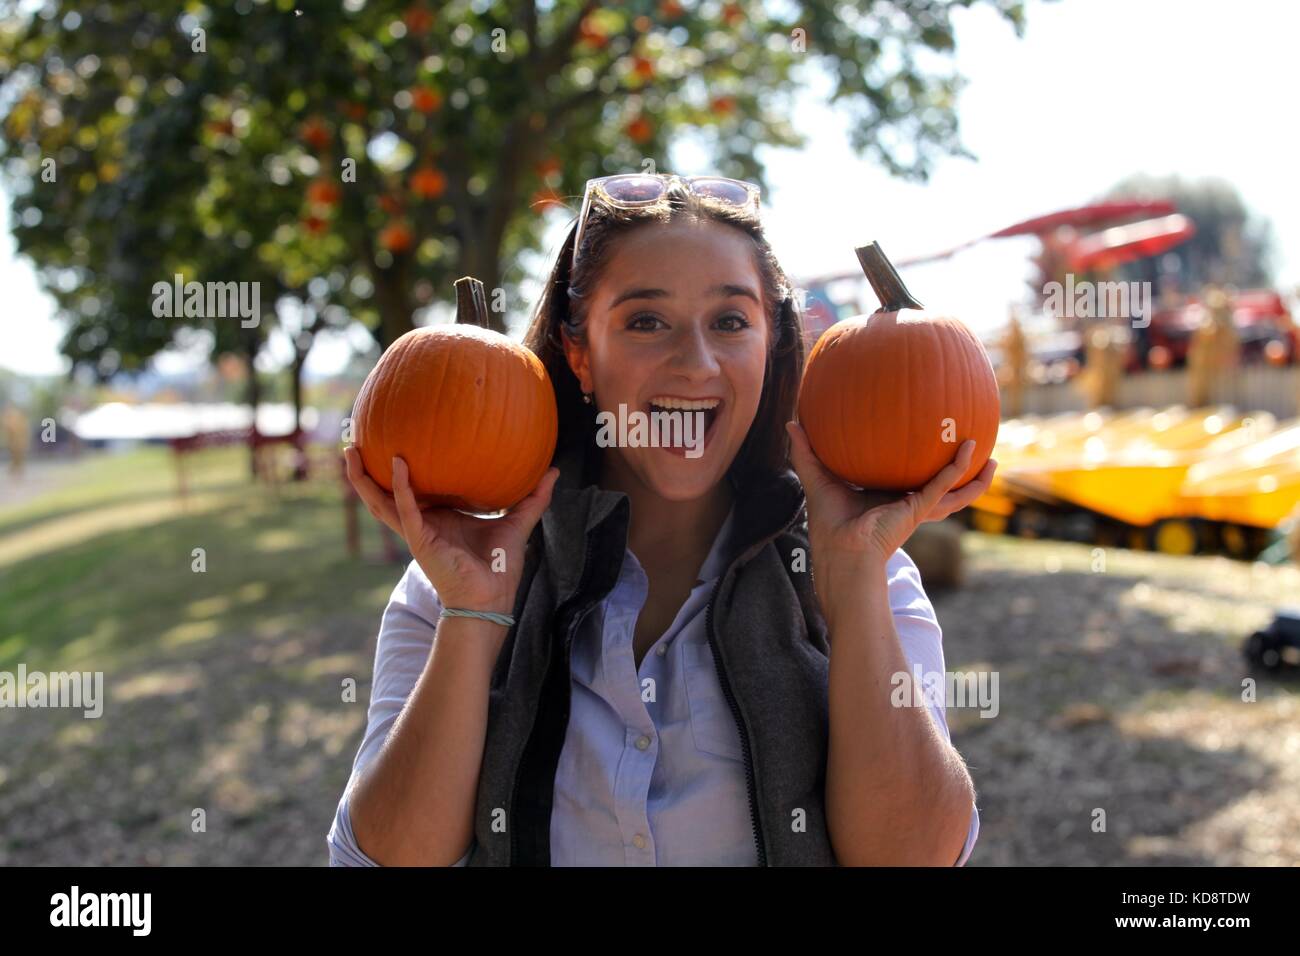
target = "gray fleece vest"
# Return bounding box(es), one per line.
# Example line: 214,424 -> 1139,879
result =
466,442 -> 837,866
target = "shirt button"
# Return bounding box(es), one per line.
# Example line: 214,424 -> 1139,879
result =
635,735 -> 652,751
632,834 -> 647,849
656,644 -> 667,656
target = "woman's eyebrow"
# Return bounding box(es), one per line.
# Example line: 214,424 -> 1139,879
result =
610,283 -> 760,308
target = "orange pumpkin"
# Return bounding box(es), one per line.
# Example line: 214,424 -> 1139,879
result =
352,278 -> 558,512
797,242 -> 999,492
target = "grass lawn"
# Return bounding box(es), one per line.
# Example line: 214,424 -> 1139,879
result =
0,445 -> 409,864
0,446 -> 402,672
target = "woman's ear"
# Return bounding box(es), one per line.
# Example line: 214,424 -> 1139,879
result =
560,325 -> 592,394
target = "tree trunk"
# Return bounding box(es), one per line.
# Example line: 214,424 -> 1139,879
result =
290,351 -> 308,481
242,332 -> 262,479
373,260 -> 416,348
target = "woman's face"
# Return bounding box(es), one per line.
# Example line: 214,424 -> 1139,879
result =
565,216 -> 770,502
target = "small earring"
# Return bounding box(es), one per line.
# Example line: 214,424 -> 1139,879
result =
582,391 -> 592,404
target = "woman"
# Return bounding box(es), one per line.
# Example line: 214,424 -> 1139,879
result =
327,172 -> 995,866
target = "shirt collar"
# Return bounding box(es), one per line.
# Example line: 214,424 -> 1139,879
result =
694,503 -> 737,586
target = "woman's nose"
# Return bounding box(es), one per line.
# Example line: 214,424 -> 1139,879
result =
669,325 -> 722,378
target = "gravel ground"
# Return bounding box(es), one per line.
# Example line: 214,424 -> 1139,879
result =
1,532 -> 1296,866
941,535 -> 1300,866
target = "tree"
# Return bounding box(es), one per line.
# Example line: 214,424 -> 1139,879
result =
1102,174 -> 1275,292
1,0 -> 1028,390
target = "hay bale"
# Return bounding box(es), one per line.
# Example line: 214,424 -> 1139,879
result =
903,518 -> 965,591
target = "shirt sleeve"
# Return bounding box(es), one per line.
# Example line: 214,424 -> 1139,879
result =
326,559 -> 473,867
886,547 -> 980,867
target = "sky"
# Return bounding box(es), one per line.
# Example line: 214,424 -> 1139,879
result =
3,0 -> 1297,380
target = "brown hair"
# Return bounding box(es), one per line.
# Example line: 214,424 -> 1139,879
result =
522,179 -> 806,493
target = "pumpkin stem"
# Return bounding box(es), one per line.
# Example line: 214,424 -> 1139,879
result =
855,242 -> 924,313
454,276 -> 490,328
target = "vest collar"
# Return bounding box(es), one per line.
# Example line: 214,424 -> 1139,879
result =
540,439 -> 806,606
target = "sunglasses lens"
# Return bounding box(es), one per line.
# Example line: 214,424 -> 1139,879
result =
602,175 -> 667,203
691,177 -> 756,206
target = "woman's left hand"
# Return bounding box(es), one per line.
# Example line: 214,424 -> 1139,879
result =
785,420 -> 997,576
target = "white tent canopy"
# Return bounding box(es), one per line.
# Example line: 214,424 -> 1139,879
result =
62,402 -> 318,442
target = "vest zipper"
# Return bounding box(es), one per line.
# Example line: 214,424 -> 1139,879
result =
704,581 -> 767,866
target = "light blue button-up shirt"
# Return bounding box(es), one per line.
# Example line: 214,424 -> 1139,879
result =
328,506 -> 979,866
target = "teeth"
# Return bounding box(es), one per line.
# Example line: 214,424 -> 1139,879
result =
647,396 -> 721,410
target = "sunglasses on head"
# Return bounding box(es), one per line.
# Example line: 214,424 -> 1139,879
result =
571,173 -> 761,273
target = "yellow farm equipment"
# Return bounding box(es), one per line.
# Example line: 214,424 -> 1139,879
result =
968,406 -> 1300,558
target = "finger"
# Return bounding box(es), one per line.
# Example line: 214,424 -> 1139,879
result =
930,457 -> 998,518
391,456 -> 431,548
345,446 -> 403,533
504,466 -> 560,535
912,439 -> 976,519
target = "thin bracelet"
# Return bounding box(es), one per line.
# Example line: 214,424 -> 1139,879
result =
440,606 -> 516,628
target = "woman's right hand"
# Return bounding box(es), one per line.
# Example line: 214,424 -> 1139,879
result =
344,445 -> 559,616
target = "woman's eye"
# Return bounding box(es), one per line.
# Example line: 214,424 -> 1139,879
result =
627,312 -> 663,331
716,312 -> 752,332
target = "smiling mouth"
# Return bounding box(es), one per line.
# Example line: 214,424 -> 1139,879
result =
644,397 -> 723,456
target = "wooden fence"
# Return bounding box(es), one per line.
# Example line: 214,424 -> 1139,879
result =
1013,366 -> 1299,418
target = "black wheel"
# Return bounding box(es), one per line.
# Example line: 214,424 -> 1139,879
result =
1011,506 -> 1050,540
1243,631 -> 1283,673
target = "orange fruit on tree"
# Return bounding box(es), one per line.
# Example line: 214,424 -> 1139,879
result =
409,166 -> 446,199
659,0 -> 684,19
306,179 -> 342,207
710,95 -> 736,115
379,221 -> 415,254
403,4 -> 434,35
722,2 -> 745,26
578,17 -> 608,48
409,85 -> 442,113
302,215 -> 328,236
626,115 -> 653,143
534,156 -> 562,179
631,55 -> 656,81
300,117 -> 331,151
